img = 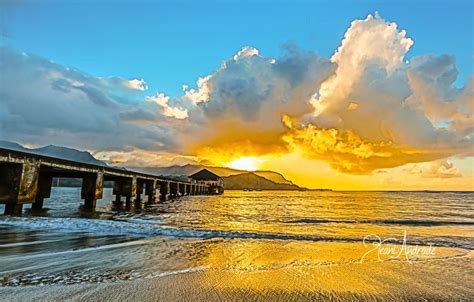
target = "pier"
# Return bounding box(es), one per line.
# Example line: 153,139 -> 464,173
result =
0,148 -> 219,215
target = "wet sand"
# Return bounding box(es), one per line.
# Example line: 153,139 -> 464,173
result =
1,242 -> 472,301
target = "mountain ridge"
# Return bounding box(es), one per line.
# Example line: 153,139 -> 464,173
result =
0,141 -> 107,167
223,172 -> 304,190
132,164 -> 294,185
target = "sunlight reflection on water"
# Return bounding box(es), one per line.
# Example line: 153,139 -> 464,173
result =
0,189 -> 472,297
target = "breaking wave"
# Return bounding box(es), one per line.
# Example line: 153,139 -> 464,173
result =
0,216 -> 472,250
287,218 -> 474,226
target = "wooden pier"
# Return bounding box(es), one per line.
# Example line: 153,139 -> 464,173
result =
0,148 -> 216,215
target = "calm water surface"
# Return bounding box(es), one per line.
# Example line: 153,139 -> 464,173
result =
0,189 -> 472,287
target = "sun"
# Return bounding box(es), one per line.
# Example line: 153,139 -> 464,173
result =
226,157 -> 262,171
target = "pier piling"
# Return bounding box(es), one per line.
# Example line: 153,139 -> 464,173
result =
81,171 -> 104,210
159,181 -> 170,201
32,173 -> 53,211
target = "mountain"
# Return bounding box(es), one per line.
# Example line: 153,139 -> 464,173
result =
223,172 -> 304,190
133,164 -> 294,185
34,145 -> 108,167
0,141 -> 107,167
0,141 -> 26,152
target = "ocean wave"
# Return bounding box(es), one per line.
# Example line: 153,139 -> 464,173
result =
0,216 -> 471,250
286,218 -> 474,226
145,266 -> 208,279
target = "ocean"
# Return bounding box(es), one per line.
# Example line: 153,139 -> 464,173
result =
0,189 -> 473,300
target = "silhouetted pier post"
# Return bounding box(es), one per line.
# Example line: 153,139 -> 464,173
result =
135,179 -> 144,203
185,184 -> 191,195
170,182 -> 178,199
113,176 -> 137,207
1,159 -> 40,215
126,176 -> 137,206
81,171 -> 104,210
32,173 -> 53,211
113,180 -> 123,203
182,183 -> 186,196
159,181 -> 170,201
146,179 -> 157,203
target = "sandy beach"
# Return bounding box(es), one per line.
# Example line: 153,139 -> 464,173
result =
1,240 -> 472,301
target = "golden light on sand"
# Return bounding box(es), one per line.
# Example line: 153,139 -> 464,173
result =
226,157 -> 262,171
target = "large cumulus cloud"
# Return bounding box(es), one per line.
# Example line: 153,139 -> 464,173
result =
179,44 -> 335,160
283,13 -> 473,173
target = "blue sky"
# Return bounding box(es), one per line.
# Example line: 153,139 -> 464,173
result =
2,0 -> 473,97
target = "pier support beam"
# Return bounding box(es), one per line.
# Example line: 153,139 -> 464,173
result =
135,179 -> 144,203
170,182 -> 178,199
32,174 -> 53,211
81,171 -> 104,210
113,176 -> 137,207
113,181 -> 122,203
145,180 -> 157,203
1,159 -> 40,215
185,184 -> 191,196
178,183 -> 185,196
159,181 -> 170,201
4,203 -> 23,216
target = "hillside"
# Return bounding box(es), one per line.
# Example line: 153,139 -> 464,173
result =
0,141 -> 107,167
134,164 -> 294,185
223,173 -> 304,190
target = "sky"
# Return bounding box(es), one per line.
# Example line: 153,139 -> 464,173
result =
0,0 -> 473,190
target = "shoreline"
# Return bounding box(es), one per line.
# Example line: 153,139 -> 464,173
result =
1,251 -> 472,301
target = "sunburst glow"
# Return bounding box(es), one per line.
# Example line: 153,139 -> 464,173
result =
226,157 -> 263,171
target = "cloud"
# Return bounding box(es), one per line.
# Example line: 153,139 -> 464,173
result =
146,93 -> 189,120
405,160 -> 463,178
282,13 -> 473,173
125,78 -> 148,91
173,14 -> 472,173
0,48 -> 177,151
94,149 -> 199,167
405,55 -> 473,139
233,46 -> 260,61
180,43 -> 335,160
0,13 -> 472,175
282,121 -> 448,174
183,75 -> 212,104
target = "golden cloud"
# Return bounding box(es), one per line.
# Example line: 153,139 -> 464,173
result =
283,121 -> 450,174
